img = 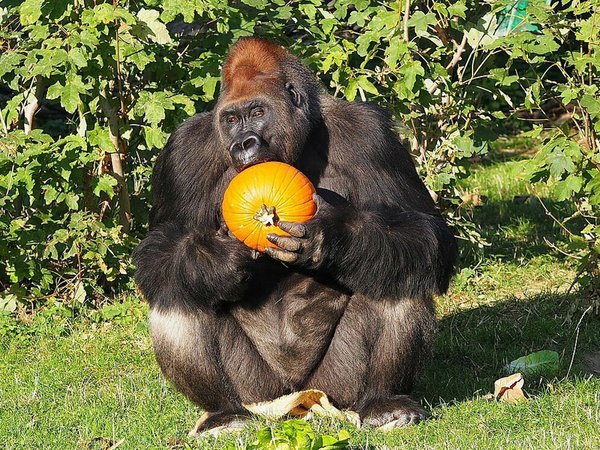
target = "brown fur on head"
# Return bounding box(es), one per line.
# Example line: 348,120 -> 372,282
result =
220,38 -> 289,105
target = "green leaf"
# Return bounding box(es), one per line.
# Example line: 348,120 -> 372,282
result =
448,1 -> 467,19
393,59 -> 424,99
553,174 -> 583,201
0,53 -> 25,79
407,11 -> 436,35
93,3 -> 117,24
547,150 -> 576,177
580,95 -> 600,119
64,193 -> 79,210
68,47 -> 88,69
0,294 -> 18,313
72,281 -> 87,304
504,350 -> 560,376
577,16 -> 600,42
357,76 -> 378,96
60,74 -> 88,114
121,41 -> 156,70
344,78 -> 358,101
560,87 -> 580,104
93,175 -> 118,198
88,126 -> 114,153
585,170 -> 600,205
19,0 -> 43,25
384,39 -> 408,70
159,0 -> 203,23
137,8 -> 172,45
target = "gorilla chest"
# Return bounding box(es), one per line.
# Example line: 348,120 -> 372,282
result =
230,273 -> 350,386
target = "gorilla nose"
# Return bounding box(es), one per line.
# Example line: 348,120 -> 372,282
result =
230,133 -> 262,168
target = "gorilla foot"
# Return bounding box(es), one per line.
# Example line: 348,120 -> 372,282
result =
188,411 -> 249,437
360,396 -> 428,430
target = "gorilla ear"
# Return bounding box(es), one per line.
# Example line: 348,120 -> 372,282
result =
286,82 -> 304,108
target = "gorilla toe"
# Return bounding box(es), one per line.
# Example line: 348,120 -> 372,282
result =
360,395 -> 429,429
188,411 -> 249,437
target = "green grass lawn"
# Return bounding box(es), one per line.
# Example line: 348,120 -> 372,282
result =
2,143 -> 599,449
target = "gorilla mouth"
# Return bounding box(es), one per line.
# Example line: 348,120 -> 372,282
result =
236,158 -> 273,172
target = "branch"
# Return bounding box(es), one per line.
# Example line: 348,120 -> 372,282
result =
23,77 -> 47,134
427,33 -> 468,95
99,88 -> 132,233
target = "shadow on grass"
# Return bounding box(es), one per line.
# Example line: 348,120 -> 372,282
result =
460,196 -> 578,264
418,291 -> 600,407
417,179 -> 596,407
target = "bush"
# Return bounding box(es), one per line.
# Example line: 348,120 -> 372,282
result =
0,0 -> 598,312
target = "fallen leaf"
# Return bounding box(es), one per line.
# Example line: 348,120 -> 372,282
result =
243,389 -> 361,427
493,373 -> 527,403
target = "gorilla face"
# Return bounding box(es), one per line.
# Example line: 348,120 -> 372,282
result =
218,97 -> 276,171
217,84 -> 310,172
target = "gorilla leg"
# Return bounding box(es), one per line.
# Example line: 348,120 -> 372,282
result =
149,305 -> 287,432
306,295 -> 437,427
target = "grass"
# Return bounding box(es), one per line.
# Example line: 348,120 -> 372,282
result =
2,141 -> 599,449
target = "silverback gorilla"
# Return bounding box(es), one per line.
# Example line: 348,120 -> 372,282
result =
133,37 -> 457,432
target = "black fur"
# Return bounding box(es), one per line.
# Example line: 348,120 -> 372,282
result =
133,37 -> 457,430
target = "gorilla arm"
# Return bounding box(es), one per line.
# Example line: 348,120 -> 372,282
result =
134,223 -> 254,310
133,114 -> 254,310
266,204 -> 456,299
265,103 -> 458,300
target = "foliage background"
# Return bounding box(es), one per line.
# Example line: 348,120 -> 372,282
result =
0,0 -> 598,314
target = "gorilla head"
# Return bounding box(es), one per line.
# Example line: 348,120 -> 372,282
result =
214,38 -> 321,171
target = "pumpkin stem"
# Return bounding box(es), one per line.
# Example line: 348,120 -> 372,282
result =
253,204 -> 278,226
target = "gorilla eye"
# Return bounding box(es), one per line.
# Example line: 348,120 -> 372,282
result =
252,109 -> 264,118
226,116 -> 238,124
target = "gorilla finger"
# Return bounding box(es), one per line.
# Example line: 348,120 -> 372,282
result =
265,246 -> 298,264
278,221 -> 306,238
267,234 -> 302,252
217,223 -> 230,236
251,250 -> 261,260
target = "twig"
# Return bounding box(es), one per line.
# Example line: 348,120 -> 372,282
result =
427,33 -> 468,94
566,305 -> 592,379
403,0 -> 410,42
536,195 -> 574,237
0,107 -> 8,135
542,237 -> 581,260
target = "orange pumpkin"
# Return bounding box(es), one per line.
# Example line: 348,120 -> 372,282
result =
222,161 -> 317,252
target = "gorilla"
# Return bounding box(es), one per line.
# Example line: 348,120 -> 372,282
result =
133,37 -> 457,432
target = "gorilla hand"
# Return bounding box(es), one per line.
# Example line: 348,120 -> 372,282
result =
265,195 -> 339,267
219,222 -> 262,260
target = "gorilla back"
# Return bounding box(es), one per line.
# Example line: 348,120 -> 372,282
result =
133,37 -> 457,431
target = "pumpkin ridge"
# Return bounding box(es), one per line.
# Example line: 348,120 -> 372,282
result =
266,162 -> 291,211
278,199 -> 317,221
242,221 -> 263,248
275,180 -> 314,214
264,162 -> 286,210
272,168 -> 303,212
